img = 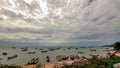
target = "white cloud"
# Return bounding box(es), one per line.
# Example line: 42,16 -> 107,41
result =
0,0 -> 120,46
24,0 -> 33,4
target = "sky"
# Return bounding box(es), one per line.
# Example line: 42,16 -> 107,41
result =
0,0 -> 120,46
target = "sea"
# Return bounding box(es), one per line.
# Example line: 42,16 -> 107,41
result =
0,46 -> 115,65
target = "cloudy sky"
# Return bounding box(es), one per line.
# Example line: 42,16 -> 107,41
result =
0,0 -> 120,46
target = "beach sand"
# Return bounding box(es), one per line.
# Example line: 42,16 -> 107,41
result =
20,60 -> 75,68
115,52 -> 120,57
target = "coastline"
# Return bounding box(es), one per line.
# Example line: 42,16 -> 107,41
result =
19,60 -> 76,68
0,46 -> 118,68
18,52 -> 120,68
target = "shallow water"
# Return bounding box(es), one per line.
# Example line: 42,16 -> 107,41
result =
0,46 -> 115,65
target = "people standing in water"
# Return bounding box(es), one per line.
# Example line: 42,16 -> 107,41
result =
46,56 -> 50,62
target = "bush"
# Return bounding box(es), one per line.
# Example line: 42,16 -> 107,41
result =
113,41 -> 120,51
36,63 -> 42,68
63,57 -> 120,68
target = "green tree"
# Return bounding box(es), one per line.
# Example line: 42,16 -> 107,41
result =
113,41 -> 120,51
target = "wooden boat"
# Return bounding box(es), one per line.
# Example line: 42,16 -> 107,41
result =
27,57 -> 39,65
35,48 -> 38,49
21,48 -> 24,49
21,47 -> 28,51
12,47 -> 16,49
41,50 -> 48,53
39,48 -> 43,50
22,49 -> 27,51
8,55 -> 17,60
75,48 -> 78,49
55,47 -> 61,50
77,51 -> 85,54
90,49 -> 96,51
49,49 -> 55,51
2,52 -> 7,55
67,47 -> 72,50
28,52 -> 36,54
69,54 -> 80,60
56,55 -> 69,61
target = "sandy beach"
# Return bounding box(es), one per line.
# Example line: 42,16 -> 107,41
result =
20,60 -> 76,68
20,52 -> 120,68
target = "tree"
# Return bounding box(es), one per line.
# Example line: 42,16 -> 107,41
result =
113,42 -> 120,51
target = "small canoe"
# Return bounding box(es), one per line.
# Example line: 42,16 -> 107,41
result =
41,50 -> 48,53
8,55 -> 17,60
2,52 -> 7,55
28,52 -> 36,54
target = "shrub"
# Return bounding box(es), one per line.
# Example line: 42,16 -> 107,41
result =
36,63 -> 42,68
113,41 -> 120,51
63,57 -> 120,68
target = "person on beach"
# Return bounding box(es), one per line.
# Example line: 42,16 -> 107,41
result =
46,56 -> 50,62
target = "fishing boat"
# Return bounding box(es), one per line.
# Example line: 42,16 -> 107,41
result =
22,49 -> 27,51
56,47 -> 61,50
8,55 -> 18,60
21,47 -> 28,51
2,52 -> 7,55
90,49 -> 96,51
67,47 -> 72,50
56,55 -> 69,61
27,57 -> 39,65
35,48 -> 38,49
75,48 -> 78,49
77,51 -> 85,54
28,52 -> 36,54
39,48 -> 43,50
41,50 -> 48,53
12,47 -> 16,49
70,54 -> 80,60
49,49 -> 55,51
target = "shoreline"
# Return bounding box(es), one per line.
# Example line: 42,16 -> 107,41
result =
0,46 -> 116,68
19,51 -> 120,68
0,51 -> 119,68
19,59 -> 80,68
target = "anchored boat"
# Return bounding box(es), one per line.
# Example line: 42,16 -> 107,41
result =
8,55 -> 18,60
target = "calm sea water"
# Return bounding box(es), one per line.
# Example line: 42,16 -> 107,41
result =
0,46 -> 115,65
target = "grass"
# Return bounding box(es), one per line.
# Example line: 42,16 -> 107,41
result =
63,57 -> 120,68
35,63 -> 42,68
